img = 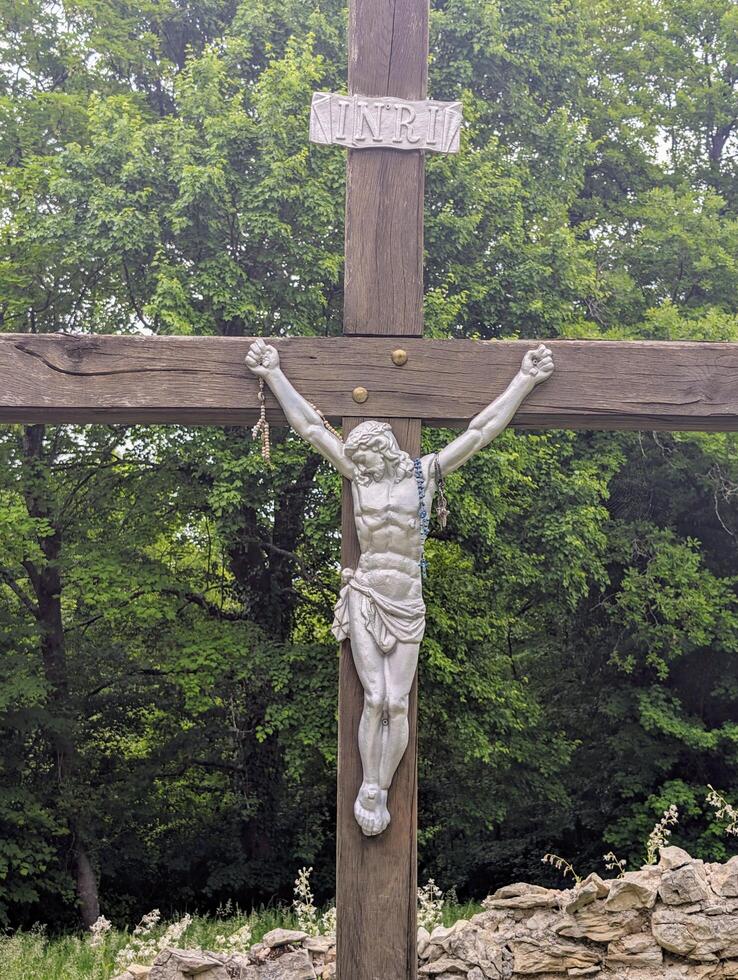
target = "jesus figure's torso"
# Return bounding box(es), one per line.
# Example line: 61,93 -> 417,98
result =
350,463 -> 433,569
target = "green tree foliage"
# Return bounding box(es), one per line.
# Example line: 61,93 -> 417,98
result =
1,0 -> 737,925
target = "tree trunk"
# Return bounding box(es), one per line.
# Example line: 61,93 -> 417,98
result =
75,843 -> 101,928
228,448 -> 322,640
21,424 -> 101,927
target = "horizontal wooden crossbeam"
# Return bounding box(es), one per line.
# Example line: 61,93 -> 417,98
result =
2,334 -> 738,431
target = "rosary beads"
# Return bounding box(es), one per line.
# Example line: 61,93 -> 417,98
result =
251,378 -> 272,464
413,457 -> 430,577
308,402 -> 343,442
414,454 -> 451,576
251,379 -> 342,465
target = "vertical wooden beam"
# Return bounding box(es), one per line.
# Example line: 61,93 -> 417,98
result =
343,0 -> 428,337
337,1 -> 428,977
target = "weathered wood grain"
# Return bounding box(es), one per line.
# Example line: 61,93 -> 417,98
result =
310,93 -> 462,152
343,0 -> 428,336
339,0 -> 428,975
3,335 -> 738,431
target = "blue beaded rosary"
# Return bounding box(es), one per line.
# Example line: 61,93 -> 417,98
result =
414,454 -> 449,577
413,457 -> 430,577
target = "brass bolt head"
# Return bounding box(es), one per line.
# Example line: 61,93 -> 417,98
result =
352,386 -> 369,404
391,348 -> 408,366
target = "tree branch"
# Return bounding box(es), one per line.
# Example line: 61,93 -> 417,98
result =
163,587 -> 248,621
0,567 -> 39,616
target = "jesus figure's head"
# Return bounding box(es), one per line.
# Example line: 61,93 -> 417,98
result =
343,421 -> 415,484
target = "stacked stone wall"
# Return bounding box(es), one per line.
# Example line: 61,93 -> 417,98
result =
115,847 -> 738,979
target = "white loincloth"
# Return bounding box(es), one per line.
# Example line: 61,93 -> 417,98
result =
331,566 -> 426,654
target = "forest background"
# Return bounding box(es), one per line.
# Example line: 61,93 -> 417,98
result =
1,0 -> 737,933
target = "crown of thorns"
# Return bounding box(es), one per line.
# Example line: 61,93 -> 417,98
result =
344,421 -> 395,452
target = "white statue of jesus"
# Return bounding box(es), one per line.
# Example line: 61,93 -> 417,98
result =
246,339 -> 554,836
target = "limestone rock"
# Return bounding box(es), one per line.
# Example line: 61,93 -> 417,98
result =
418,926 -> 431,958
262,929 -> 309,949
661,861 -> 712,906
606,932 -> 663,967
652,905 -> 738,960
706,900 -> 738,915
604,869 -> 660,911
509,937 -> 601,974
563,877 -> 607,916
524,910 -> 566,937
482,881 -> 561,910
693,967 -> 725,980
426,921 -> 469,962
455,931 -> 511,977
424,918 -> 513,978
224,960 -> 260,980
710,857 -> 738,898
429,921 -> 468,944
418,957 -> 467,974
448,923 -> 486,960
489,883 -> 556,901
486,892 -> 561,911
580,874 -> 609,899
469,909 -> 518,935
302,936 -> 333,954
149,949 -> 228,980
660,847 -> 695,871
556,905 -> 644,943
249,943 -> 269,963
254,949 -> 316,979
112,970 -> 151,980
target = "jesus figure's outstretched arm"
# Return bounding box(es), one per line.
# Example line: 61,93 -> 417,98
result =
245,339 -> 352,478
432,344 -> 554,476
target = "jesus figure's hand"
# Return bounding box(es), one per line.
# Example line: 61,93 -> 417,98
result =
520,344 -> 554,383
245,339 -> 280,377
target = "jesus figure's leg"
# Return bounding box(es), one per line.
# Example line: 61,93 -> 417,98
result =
380,640 -> 420,804
348,591 -> 388,836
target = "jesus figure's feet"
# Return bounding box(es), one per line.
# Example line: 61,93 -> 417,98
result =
354,782 -> 391,836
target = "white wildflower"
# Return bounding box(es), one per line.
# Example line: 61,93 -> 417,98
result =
320,905 -> 337,938
157,913 -> 192,950
417,879 -> 445,931
707,785 -> 738,836
541,853 -> 581,884
293,866 -> 319,936
114,909 -> 191,969
133,909 -> 161,937
89,915 -> 112,949
603,851 -> 627,877
645,804 -> 679,865
215,922 -> 253,952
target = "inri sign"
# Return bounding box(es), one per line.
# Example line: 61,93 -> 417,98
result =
310,93 -> 463,154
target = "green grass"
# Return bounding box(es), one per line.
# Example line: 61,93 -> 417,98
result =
440,899 -> 483,926
0,902 -> 481,980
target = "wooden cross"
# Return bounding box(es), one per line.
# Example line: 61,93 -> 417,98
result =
2,1 -> 738,978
